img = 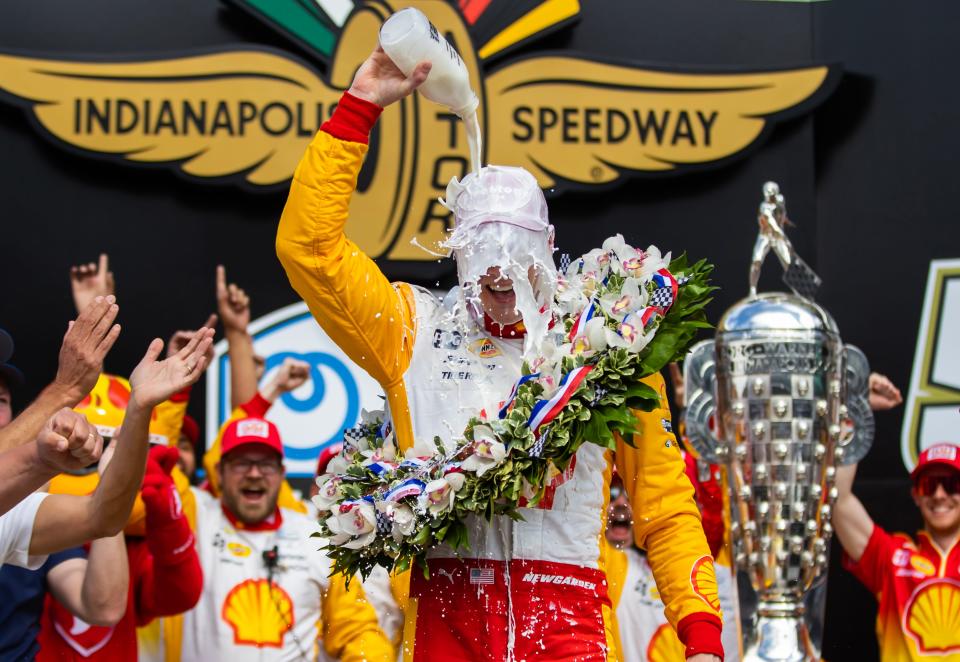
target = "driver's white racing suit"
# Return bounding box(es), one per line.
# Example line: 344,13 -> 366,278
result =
276,91 -> 724,661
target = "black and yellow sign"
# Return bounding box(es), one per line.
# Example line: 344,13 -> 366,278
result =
901,259 -> 960,470
0,0 -> 838,260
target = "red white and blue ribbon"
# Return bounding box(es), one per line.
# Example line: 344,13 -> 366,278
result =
498,372 -> 541,419
650,268 -> 678,312
527,366 -> 594,435
365,461 -> 397,476
636,307 -> 658,327
442,462 -> 463,476
567,297 -> 598,342
384,478 -> 426,502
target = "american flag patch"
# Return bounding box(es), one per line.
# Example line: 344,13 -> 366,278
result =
469,567 -> 495,585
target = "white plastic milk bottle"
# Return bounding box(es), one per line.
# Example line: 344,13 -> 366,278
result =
379,7 -> 482,172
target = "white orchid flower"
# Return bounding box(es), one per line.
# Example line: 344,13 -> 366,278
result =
421,473 -> 466,516
599,277 -> 646,319
639,245 -> 672,279
361,434 -> 397,465
379,502 -> 416,541
311,475 -> 343,514
618,309 -> 658,352
556,281 -> 588,317
602,234 -> 637,276
461,425 -> 507,476
325,454 -> 351,475
326,500 -> 377,549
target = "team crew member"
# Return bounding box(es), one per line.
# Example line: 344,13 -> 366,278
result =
180,417 -> 392,661
37,442 -> 202,661
608,461 -> 739,662
277,47 -> 723,661
835,443 -> 960,659
0,403 -> 128,660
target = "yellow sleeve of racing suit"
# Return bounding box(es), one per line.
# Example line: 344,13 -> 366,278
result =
605,545 -> 627,662
614,372 -> 723,646
606,544 -> 628,609
275,129 -> 418,450
322,572 -> 395,662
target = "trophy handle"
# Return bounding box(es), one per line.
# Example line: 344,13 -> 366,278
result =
683,340 -> 724,464
837,344 -> 875,465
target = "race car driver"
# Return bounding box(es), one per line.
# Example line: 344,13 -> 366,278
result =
275,46 -> 723,661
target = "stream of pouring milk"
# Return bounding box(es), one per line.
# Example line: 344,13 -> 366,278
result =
464,110 -> 482,174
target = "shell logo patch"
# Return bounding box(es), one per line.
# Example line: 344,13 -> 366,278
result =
903,579 -> 960,654
468,338 -> 501,358
222,579 -> 294,647
690,555 -> 721,612
910,555 -> 936,577
647,622 -> 686,662
227,542 -> 252,558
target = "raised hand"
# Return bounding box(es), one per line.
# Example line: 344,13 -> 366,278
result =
274,358 -> 311,393
348,47 -> 431,108
868,372 -> 903,411
37,408 -> 104,473
260,358 -> 311,403
167,314 -> 218,367
70,253 -> 115,315
130,328 -> 215,409
216,265 -> 250,334
53,296 -> 122,405
140,445 -> 182,522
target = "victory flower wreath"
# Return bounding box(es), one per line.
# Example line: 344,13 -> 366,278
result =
312,235 -> 715,581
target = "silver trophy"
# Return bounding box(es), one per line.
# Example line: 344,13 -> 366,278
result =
685,182 -> 873,662
749,182 -> 822,300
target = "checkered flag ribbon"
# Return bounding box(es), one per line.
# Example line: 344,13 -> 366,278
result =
375,509 -> 392,535
782,258 -> 822,301
559,253 -> 571,274
530,427 -> 550,458
343,426 -> 367,447
591,387 -> 608,407
649,286 -> 674,309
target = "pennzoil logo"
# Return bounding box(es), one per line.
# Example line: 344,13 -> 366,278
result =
901,259 -> 960,470
468,338 -> 501,358
0,0 -> 838,262
227,542 -> 252,558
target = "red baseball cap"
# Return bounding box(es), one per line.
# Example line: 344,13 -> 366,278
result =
180,414 -> 200,447
221,417 -> 283,458
911,443 -> 960,480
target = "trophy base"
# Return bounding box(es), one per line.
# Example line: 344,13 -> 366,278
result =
743,603 -> 819,662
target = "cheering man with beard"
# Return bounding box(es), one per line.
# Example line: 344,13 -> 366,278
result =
179,417 -> 392,661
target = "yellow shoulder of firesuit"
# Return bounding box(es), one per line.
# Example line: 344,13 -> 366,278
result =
275,127 -> 723,643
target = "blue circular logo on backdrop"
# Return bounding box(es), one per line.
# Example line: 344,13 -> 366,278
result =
263,351 -> 360,460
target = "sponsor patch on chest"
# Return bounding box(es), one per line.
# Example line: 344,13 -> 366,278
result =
468,338 -> 501,358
